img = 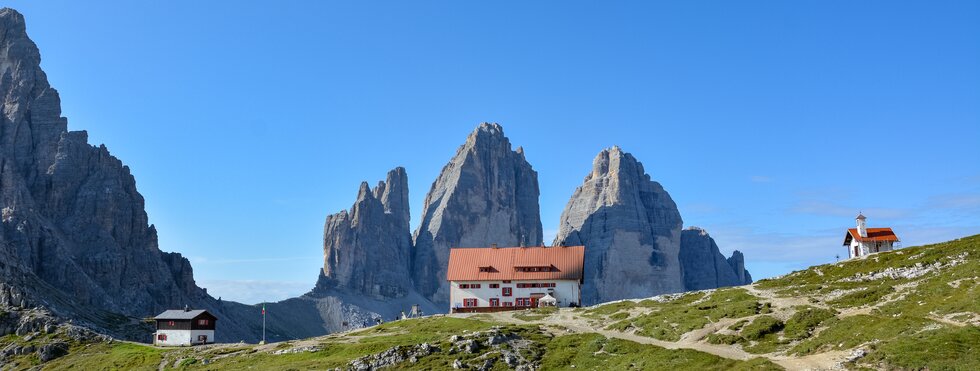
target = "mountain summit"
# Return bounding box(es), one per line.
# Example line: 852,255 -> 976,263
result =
412,123 -> 543,305
554,146 -> 751,305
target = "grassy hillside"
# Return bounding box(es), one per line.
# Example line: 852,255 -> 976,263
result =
5,235 -> 978,370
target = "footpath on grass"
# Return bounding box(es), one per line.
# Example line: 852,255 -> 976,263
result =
471,287 -> 848,371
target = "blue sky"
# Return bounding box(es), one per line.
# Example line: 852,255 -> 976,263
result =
6,1 -> 979,304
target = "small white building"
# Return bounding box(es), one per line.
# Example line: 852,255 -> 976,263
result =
446,245 -> 585,313
153,308 -> 217,346
842,213 -> 899,259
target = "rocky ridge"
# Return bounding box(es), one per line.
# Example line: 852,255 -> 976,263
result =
680,227 -> 752,290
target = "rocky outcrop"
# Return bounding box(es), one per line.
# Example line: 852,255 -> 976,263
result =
317,168 -> 413,298
0,306 -> 110,366
412,123 -> 542,304
553,146 -> 685,305
345,328 -> 541,371
679,227 -> 751,290
726,250 -> 753,285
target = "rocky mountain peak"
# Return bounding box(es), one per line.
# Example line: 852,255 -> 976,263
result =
554,146 -> 685,305
473,122 -> 505,138
319,167 -> 413,298
412,123 -> 542,305
378,167 -> 410,229
355,182 -> 373,202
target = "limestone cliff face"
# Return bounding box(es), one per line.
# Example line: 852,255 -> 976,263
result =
679,227 -> 752,290
0,8 -> 295,343
317,168 -> 413,298
553,146 -> 685,305
0,7 -> 206,315
412,123 -> 543,304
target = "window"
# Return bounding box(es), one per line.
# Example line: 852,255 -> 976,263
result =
168,321 -> 175,326
157,334 -> 167,341
471,284 -> 481,289
516,298 -> 530,307
489,298 -> 500,307
198,335 -> 208,342
489,284 -> 500,288
502,287 -> 512,296
463,299 -> 478,307
516,283 -> 525,288
502,280 -> 512,283
197,319 -> 209,326
459,284 -> 469,289
479,266 -> 495,272
503,301 -> 513,307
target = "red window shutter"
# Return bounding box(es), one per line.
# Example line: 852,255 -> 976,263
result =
503,287 -> 512,296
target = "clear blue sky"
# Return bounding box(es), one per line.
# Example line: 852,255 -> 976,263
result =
7,1 -> 979,304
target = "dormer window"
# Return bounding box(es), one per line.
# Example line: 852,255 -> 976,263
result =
514,265 -> 557,272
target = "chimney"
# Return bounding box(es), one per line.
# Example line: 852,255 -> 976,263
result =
491,243 -> 497,249
184,304 -> 190,312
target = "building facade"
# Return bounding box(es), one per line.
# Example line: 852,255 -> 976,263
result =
153,309 -> 217,346
842,213 -> 899,259
446,245 -> 585,313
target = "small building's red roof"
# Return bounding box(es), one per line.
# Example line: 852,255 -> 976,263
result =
843,228 -> 899,245
446,246 -> 585,282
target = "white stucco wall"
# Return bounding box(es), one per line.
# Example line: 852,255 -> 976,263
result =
154,329 -> 215,346
848,240 -> 895,259
449,280 -> 581,310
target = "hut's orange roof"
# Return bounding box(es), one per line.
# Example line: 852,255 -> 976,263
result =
843,228 -> 899,245
446,246 -> 585,282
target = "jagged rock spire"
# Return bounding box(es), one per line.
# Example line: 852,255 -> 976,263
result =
319,167 -> 413,298
412,123 -> 542,304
